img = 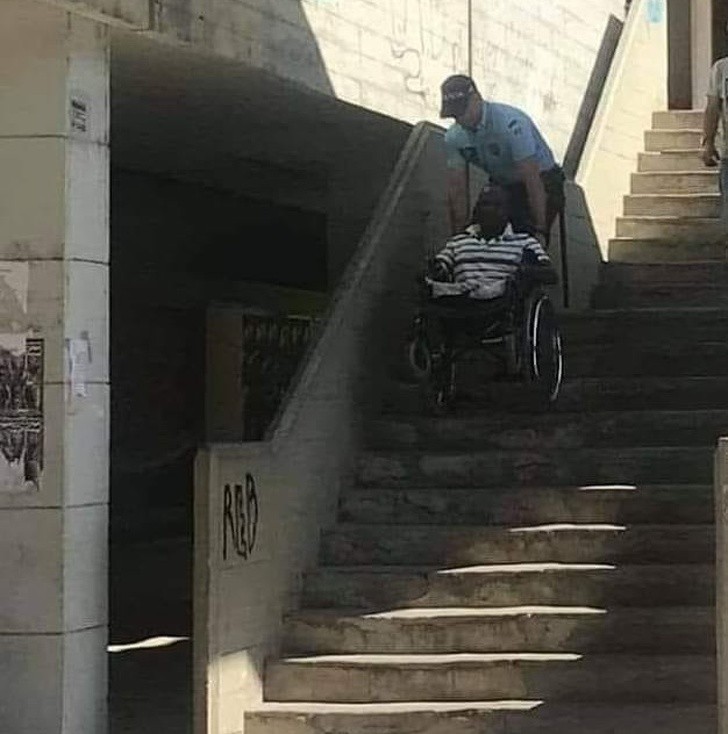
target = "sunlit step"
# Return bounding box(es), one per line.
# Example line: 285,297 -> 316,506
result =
284,605 -> 714,654
265,652 -> 715,702
321,523 -> 713,566
340,484 -> 712,525
303,563 -> 714,609
247,701 -> 715,734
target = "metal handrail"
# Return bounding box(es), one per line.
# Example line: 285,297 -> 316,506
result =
558,208 -> 570,309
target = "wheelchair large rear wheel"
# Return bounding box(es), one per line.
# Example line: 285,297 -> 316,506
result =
407,315 -> 432,382
408,335 -> 431,381
522,292 -> 564,402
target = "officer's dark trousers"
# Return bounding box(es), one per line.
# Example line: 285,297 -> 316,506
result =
505,165 -> 565,245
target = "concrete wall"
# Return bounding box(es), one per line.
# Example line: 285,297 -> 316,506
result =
194,122 -> 448,734
56,0 -> 623,161
111,169 -> 335,539
576,0 -> 668,260
0,2 -> 110,731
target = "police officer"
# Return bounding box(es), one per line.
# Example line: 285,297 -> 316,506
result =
440,74 -> 565,246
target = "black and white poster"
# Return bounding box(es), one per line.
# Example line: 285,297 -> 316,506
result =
0,336 -> 43,492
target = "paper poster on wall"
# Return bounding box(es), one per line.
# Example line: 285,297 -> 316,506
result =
0,336 -> 43,493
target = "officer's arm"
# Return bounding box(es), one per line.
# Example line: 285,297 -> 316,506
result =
515,157 -> 547,235
447,167 -> 469,235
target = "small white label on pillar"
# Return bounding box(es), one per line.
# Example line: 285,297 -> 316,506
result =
68,335 -> 91,398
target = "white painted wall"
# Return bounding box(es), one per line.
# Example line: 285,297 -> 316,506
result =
576,0 -> 668,257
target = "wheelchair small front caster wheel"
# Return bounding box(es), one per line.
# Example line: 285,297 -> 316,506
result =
408,337 -> 432,381
430,361 -> 456,415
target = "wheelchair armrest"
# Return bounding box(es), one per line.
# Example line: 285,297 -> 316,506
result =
520,263 -> 559,286
427,257 -> 452,282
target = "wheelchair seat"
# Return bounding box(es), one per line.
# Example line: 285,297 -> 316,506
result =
422,293 -> 512,320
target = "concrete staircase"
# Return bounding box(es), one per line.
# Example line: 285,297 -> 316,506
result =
611,109 -> 725,263
246,112 -> 724,733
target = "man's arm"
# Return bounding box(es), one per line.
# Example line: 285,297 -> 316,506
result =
515,157 -> 548,236
447,167 -> 469,235
703,95 -> 721,167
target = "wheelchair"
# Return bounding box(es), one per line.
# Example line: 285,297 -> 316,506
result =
407,266 -> 564,412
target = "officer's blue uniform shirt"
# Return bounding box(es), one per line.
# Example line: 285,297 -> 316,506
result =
445,101 -> 556,185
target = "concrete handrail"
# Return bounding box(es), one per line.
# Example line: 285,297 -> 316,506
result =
265,120 -> 441,446
716,438 -> 728,734
194,120 -> 448,734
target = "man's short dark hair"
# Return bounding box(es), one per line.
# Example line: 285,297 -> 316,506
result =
471,185 -> 508,227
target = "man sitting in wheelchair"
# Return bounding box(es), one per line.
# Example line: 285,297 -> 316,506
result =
409,185 -> 564,408
428,185 -> 557,301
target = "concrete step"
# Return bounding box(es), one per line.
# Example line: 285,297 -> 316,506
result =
398,334 -> 728,380
283,606 -> 714,655
320,524 -> 714,566
593,263 -> 728,305
369,410 -> 728,450
637,151 -> 706,172
653,110 -> 705,129
615,216 -> 722,241
395,334 -> 728,383
265,653 -> 716,703
623,193 -> 720,216
591,283 -> 728,307
565,340 -> 728,376
384,377 -> 728,414
631,171 -> 718,194
357,445 -> 712,488
608,237 -> 727,262
645,129 -> 703,152
303,563 -> 715,609
246,702 -> 716,734
561,307 -> 728,343
340,484 -> 712,525
599,261 -> 728,287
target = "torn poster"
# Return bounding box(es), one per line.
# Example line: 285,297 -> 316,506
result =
0,336 -> 44,492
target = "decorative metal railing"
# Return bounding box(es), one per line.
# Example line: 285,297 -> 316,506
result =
240,313 -> 319,440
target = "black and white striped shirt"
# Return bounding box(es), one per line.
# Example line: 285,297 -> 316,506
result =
430,231 -> 551,300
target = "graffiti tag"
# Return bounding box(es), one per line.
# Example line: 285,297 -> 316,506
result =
222,473 -> 259,561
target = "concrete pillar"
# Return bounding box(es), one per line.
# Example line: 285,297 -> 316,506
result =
713,0 -> 728,61
668,0 -> 692,109
692,0 -> 712,108
0,2 -> 109,733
